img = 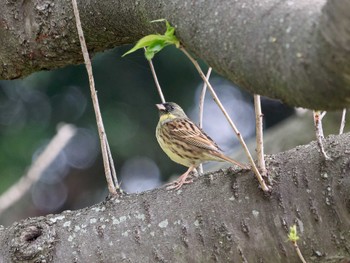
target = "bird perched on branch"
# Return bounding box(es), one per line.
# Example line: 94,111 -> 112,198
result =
156,102 -> 248,190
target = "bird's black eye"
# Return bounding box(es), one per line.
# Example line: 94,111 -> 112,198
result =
165,103 -> 174,112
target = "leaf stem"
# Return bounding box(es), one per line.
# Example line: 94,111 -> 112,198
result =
293,242 -> 307,263
146,48 -> 166,103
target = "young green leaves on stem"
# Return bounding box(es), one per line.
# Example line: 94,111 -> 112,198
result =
122,19 -> 180,60
288,225 -> 300,243
288,225 -> 307,263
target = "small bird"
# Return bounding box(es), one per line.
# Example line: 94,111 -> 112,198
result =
156,102 -> 248,190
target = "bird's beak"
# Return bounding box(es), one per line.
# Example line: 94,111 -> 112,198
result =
156,103 -> 166,111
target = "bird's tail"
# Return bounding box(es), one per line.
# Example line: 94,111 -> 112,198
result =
212,152 -> 249,169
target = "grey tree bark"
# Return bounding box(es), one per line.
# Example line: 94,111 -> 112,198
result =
0,0 -> 350,109
0,133 -> 349,262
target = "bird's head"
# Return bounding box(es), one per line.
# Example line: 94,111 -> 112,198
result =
156,102 -> 188,121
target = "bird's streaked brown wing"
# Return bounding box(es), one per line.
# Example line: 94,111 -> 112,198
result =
165,118 -> 222,152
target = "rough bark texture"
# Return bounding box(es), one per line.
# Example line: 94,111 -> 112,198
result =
0,133 -> 349,263
1,0 -> 350,110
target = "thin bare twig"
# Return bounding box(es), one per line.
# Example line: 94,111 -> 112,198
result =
0,124 -> 77,215
293,242 -> 308,263
71,0 -> 118,195
339,108 -> 347,135
180,46 -> 269,192
289,225 -> 308,263
146,48 -> 166,103
313,111 -> 330,160
105,138 -> 120,191
198,67 -> 212,174
254,95 -> 267,177
199,67 -> 212,128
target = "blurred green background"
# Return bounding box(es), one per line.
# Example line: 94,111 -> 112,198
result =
0,45 -> 299,226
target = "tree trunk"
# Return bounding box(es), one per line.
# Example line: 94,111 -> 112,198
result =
1,133 -> 349,262
0,0 -> 349,110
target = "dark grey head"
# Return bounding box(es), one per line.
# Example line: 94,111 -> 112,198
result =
156,102 -> 188,119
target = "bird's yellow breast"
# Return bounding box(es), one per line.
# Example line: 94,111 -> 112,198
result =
159,113 -> 176,124
156,120 -> 194,167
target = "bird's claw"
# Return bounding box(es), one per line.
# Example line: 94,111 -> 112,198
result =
166,178 -> 193,190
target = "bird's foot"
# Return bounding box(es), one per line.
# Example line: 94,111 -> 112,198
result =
165,176 -> 193,190
165,165 -> 196,191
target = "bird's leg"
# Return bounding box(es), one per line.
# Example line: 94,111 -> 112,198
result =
192,168 -> 200,177
166,165 -> 196,190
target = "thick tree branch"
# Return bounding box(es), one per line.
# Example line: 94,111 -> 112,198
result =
0,0 -> 349,110
0,133 -> 349,262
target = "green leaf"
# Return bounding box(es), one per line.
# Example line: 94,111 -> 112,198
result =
122,35 -> 163,57
122,19 -> 180,60
288,225 -> 300,243
164,21 -> 175,37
